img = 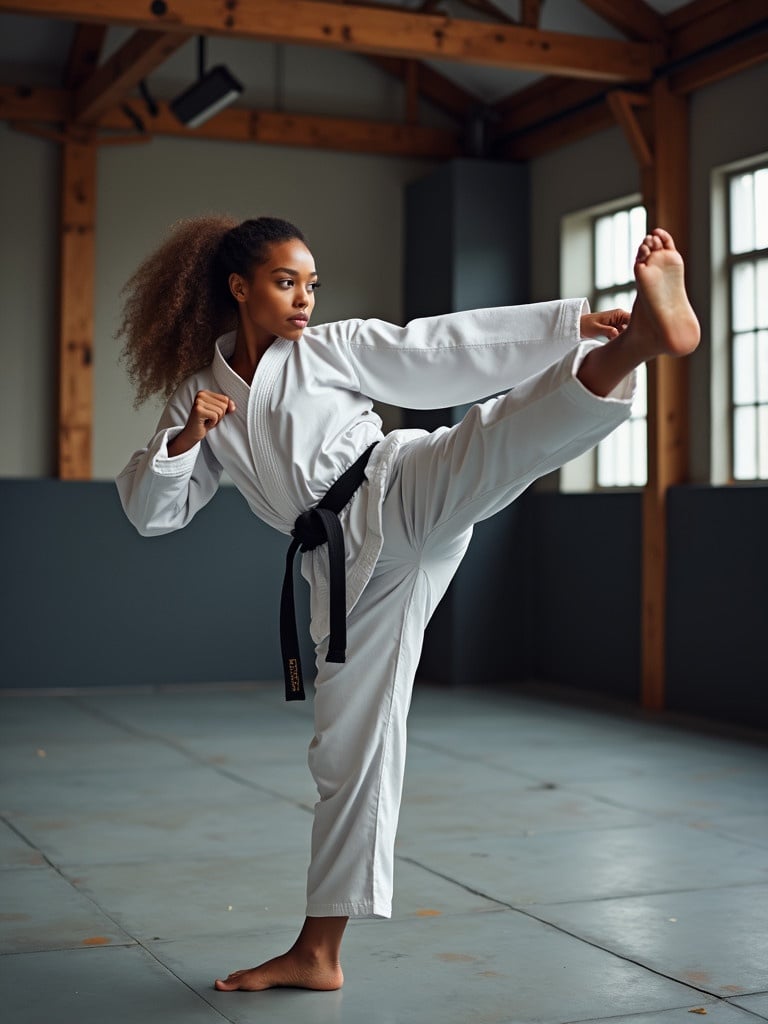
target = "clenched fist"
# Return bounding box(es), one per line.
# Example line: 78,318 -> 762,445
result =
167,390 -> 236,457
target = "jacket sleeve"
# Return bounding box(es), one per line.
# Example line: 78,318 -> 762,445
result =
343,300 -> 588,409
116,385 -> 222,537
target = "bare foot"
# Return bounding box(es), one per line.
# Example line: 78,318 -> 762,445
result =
214,949 -> 344,992
632,228 -> 700,358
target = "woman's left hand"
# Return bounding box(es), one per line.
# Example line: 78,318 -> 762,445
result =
580,308 -> 631,341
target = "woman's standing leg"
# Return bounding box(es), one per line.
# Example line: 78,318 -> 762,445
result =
214,505 -> 471,992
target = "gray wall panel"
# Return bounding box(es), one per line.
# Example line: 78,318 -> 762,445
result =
0,480 -> 309,690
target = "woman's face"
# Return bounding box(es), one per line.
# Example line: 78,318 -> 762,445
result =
230,238 -> 319,346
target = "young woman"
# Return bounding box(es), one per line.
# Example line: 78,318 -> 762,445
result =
116,217 -> 699,992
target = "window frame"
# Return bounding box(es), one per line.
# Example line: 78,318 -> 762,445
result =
725,163 -> 768,483
559,195 -> 648,494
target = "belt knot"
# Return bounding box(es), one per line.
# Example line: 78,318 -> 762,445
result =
292,509 -> 326,551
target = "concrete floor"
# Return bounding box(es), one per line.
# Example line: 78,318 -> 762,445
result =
2,683 -> 768,1024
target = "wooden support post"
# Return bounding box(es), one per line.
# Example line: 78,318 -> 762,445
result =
405,59 -> 419,123
640,78 -> 690,710
58,133 -> 96,479
520,0 -> 540,27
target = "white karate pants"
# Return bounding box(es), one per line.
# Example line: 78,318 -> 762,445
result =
305,343 -> 633,918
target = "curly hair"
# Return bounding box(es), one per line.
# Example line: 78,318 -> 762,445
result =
117,215 -> 307,405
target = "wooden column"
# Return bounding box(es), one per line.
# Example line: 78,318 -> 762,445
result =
640,78 -> 690,709
59,132 -> 96,479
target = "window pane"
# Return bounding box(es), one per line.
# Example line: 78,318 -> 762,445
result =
732,262 -> 756,333
630,206 -> 646,254
733,331 -> 756,405
613,288 -> 635,312
734,405 -> 757,479
597,430 -> 617,487
730,172 -> 755,254
631,417 -> 647,486
756,258 -> 768,329
592,204 -> 647,489
759,406 -> 768,480
758,330 -> 768,404
595,215 -> 614,290
633,362 -> 647,419
613,209 -> 630,285
756,168 -> 768,250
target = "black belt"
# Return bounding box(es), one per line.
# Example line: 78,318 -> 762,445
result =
279,443 -> 379,701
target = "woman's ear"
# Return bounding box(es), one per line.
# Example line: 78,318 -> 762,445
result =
229,272 -> 247,304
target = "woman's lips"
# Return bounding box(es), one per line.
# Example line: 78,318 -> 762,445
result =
289,316 -> 308,327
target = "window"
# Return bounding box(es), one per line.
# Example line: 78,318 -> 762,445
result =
728,166 -> 768,480
560,198 -> 648,492
592,205 -> 648,487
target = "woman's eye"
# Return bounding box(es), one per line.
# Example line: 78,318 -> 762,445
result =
277,279 -> 293,289
309,281 -> 322,292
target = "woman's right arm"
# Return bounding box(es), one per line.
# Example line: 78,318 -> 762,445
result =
116,388 -> 235,536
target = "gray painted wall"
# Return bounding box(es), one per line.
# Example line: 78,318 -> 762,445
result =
403,159 -> 532,688
0,479 -> 311,692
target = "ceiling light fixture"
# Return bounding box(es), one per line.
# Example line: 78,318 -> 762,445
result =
170,36 -> 243,128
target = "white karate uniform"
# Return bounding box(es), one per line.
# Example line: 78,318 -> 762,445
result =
117,302 -> 634,918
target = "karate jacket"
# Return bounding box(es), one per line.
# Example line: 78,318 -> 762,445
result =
117,301 -> 631,643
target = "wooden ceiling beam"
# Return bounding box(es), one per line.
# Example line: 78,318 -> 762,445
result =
73,30 -> 189,124
103,100 -> 462,157
664,0 -> 768,62
0,0 -> 653,82
63,22 -> 107,88
577,0 -> 667,42
669,27 -> 768,95
499,97 -> 613,159
0,84 -> 72,121
493,76 -> 606,135
0,86 -> 460,159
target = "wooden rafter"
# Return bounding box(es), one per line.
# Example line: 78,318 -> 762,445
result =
606,89 -> 651,168
666,0 -> 768,62
63,22 -> 106,88
0,0 -> 654,82
500,98 -> 613,159
106,100 -> 461,157
73,30 -> 189,123
577,0 -> 667,42
669,27 -> 768,95
0,86 -> 460,159
0,84 -> 72,121
493,76 -> 607,136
